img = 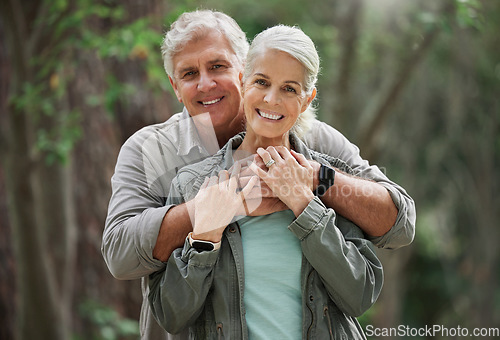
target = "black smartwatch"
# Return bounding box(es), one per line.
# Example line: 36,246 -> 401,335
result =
188,232 -> 221,252
314,164 -> 336,196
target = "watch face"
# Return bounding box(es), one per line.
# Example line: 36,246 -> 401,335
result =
192,240 -> 215,252
315,165 -> 335,197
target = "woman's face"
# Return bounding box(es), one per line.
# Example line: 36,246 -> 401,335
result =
243,49 -> 314,140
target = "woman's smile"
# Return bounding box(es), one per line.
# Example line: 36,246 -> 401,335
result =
256,108 -> 284,121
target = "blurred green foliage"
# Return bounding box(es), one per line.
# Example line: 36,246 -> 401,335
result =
5,0 -> 498,337
75,300 -> 140,340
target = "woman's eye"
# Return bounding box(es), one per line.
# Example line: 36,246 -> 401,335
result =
285,86 -> 297,93
255,79 -> 267,86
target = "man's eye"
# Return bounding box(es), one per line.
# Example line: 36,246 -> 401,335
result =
183,71 -> 197,78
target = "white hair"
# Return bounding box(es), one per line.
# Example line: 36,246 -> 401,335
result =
243,25 -> 320,138
162,10 -> 249,79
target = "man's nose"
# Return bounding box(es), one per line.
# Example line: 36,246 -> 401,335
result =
197,71 -> 216,92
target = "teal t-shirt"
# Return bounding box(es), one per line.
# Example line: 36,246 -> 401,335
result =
238,210 -> 302,340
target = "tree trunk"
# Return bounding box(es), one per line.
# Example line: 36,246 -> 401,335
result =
333,0 -> 363,135
0,1 -> 76,338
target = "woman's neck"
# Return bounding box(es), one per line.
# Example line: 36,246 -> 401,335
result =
238,128 -> 290,154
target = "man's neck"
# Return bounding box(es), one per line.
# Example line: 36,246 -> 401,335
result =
191,112 -> 245,155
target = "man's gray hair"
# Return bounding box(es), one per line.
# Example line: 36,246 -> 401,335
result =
243,25 -> 320,138
162,10 -> 249,79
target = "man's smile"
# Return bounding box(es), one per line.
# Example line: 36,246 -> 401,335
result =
200,97 -> 223,106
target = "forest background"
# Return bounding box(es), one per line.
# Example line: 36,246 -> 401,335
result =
0,0 -> 499,339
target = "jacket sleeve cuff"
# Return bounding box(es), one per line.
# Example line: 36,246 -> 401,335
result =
135,204 -> 174,268
288,197 -> 328,241
367,183 -> 415,249
180,237 -> 221,267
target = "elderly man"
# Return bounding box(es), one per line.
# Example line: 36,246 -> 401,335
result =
102,10 -> 415,340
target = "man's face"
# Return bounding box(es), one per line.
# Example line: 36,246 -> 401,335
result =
169,30 -> 244,133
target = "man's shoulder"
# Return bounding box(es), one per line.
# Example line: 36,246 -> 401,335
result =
301,118 -> 351,157
125,112 -> 185,146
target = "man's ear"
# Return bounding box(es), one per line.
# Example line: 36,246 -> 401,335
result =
168,76 -> 182,103
301,88 -> 317,112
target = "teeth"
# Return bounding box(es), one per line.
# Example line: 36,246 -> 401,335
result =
202,98 -> 221,105
258,110 -> 283,120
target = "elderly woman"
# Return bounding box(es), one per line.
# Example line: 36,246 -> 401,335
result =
149,25 -> 383,339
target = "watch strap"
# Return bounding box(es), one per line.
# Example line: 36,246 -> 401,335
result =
188,232 -> 221,252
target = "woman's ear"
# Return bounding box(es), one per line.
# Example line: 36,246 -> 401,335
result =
301,88 -> 317,112
240,73 -> 245,95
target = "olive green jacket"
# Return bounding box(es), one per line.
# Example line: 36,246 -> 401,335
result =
148,133 -> 383,339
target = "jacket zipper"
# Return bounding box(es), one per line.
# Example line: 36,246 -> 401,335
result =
323,305 -> 334,340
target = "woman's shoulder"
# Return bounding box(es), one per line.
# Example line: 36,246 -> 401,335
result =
174,136 -> 240,199
176,154 -> 223,187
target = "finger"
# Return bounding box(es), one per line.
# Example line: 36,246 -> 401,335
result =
249,162 -> 268,180
256,147 -> 273,165
275,146 -> 294,162
207,175 -> 219,188
266,146 -> 283,164
290,149 -> 312,168
232,161 -> 242,177
218,170 -> 229,189
240,176 -> 259,198
229,158 -> 245,176
228,174 -> 239,193
200,176 -> 210,190
228,166 -> 240,193
239,166 -> 256,178
238,173 -> 258,187
252,154 -> 267,170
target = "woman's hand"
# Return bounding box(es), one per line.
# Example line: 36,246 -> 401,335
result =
190,163 -> 257,242
249,146 -> 315,217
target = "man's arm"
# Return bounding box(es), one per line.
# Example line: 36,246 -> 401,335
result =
102,125 -> 193,279
152,204 -> 192,262
311,162 -> 397,237
302,119 -> 415,249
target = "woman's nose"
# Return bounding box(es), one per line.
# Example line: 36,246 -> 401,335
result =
263,88 -> 281,104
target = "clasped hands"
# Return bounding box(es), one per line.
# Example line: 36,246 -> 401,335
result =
189,147 -> 318,242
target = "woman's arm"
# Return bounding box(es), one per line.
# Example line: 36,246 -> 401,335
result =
289,197 -> 383,316
148,169 -> 256,332
148,238 -> 220,333
250,146 -> 383,316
